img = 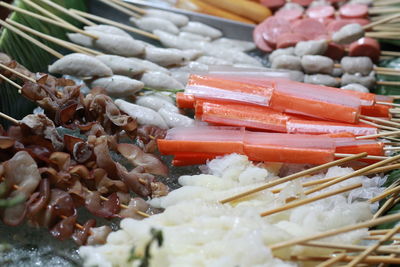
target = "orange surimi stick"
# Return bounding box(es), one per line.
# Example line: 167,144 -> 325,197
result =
195,100 -> 377,136
176,92 -> 195,109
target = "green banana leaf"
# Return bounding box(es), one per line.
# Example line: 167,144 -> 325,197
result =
0,0 -> 87,126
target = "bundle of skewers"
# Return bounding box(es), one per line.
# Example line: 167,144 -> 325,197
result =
0,0 -> 400,266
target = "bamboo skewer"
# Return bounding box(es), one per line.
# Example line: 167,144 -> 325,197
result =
69,9 -> 159,40
359,119 -> 399,131
269,213 -> 400,251
39,0 -> 96,26
316,253 -> 347,267
369,185 -> 400,203
347,225 -> 400,267
303,241 -> 400,254
373,194 -> 399,219
0,74 -> 22,92
0,63 -> 35,83
6,19 -> 103,56
260,183 -> 362,217
291,255 -> 400,264
0,19 -> 63,59
0,112 -> 19,125
361,115 -> 400,128
356,130 -> 400,140
108,0 -> 147,15
364,13 -> 400,30
363,235 -> 400,241
98,0 -> 141,18
304,154 -> 400,195
0,2 -> 98,40
219,153 -> 367,204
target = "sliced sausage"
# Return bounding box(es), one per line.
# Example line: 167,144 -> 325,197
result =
276,33 -> 306,48
306,6 -> 335,20
348,37 -> 381,63
275,8 -> 304,22
261,17 -> 292,48
327,19 -> 369,34
291,18 -> 327,40
339,4 -> 369,19
260,0 -> 286,9
253,23 -> 273,52
324,42 -> 345,60
292,0 -> 314,6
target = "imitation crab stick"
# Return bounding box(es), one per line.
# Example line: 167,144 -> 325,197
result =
195,100 -> 377,136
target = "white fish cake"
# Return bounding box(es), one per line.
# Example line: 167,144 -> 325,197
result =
67,33 -> 94,47
304,74 -> 340,87
180,21 -> 222,39
115,99 -> 168,129
181,49 -> 202,61
295,40 -> 328,56
341,73 -> 375,88
154,30 -> 207,51
158,108 -> 194,128
341,83 -> 369,93
136,95 -> 179,113
48,53 -> 112,77
268,47 -> 295,62
84,25 -> 131,38
179,32 -> 211,42
271,55 -> 302,71
332,23 -> 365,45
301,55 -> 334,74
340,56 -> 373,75
91,75 -> 144,97
130,17 -> 179,34
129,58 -> 170,74
196,56 -> 233,66
145,9 -> 189,27
212,38 -> 256,52
170,70 -> 190,86
96,55 -> 145,77
141,71 -> 184,90
89,31 -> 145,57
144,47 -> 187,67
288,70 -> 305,82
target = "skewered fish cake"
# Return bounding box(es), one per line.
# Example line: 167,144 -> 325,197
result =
196,56 -> 233,66
115,99 -> 168,129
144,47 -> 188,67
269,47 -> 295,62
129,58 -> 170,74
84,24 -> 132,38
48,53 -> 113,77
271,55 -> 302,71
140,71 -> 184,90
301,55 -> 334,74
96,55 -> 146,77
178,32 -> 211,42
295,40 -> 328,56
341,73 -> 375,88
158,108 -> 195,128
180,21 -> 223,39
341,83 -> 369,93
91,75 -> 144,97
89,31 -> 145,57
212,38 -> 256,52
332,23 -> 365,45
130,17 -> 180,34
304,74 -> 340,87
340,56 -> 373,75
145,9 -> 189,27
136,95 -> 179,113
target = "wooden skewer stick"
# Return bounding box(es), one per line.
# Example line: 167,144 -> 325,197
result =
364,13 -> 400,30
356,129 -> 400,140
0,63 -> 35,83
291,254 -> 400,265
6,19 -> 103,56
303,241 -> 400,255
22,0 -> 75,28
360,115 -> 400,128
377,101 -> 400,108
316,253 -> 348,267
383,146 -> 400,151
39,0 -> 96,26
98,0 -> 141,18
363,235 -> 400,241
260,183 -> 362,217
0,2 -> 98,40
335,153 -> 389,160
0,112 -> 19,125
369,184 -> 400,203
374,0 -> 400,7
0,19 -> 63,59
304,154 -> 400,195
108,0 -> 147,15
373,194 -> 399,219
333,63 -> 400,76
359,119 -> 398,131
69,9 -> 159,40
0,74 -> 22,92
269,213 -> 400,251
219,153 -> 367,204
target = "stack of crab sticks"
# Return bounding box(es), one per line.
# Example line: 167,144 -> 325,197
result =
158,73 -> 399,166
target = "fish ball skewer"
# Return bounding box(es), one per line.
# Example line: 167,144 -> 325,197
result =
269,47 -> 295,62
295,40 -> 328,57
341,73 -> 376,88
341,83 -> 370,93
180,21 -> 222,39
91,75 -> 144,97
301,55 -> 334,74
304,74 -> 340,87
332,23 -> 365,45
340,56 -> 374,75
130,17 -> 179,34
271,55 -> 302,71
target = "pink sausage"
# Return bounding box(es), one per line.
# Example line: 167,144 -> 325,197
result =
292,0 -> 314,6
253,23 -> 273,52
348,37 -> 381,63
339,4 -> 369,19
261,17 -> 292,48
291,18 -> 327,40
275,8 -> 304,22
306,5 -> 335,20
276,33 -> 306,48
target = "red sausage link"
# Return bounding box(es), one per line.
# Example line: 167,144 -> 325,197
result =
253,23 -> 273,52
292,0 -> 314,6
349,37 -> 381,63
324,42 -> 346,60
276,33 -> 306,48
261,17 -> 292,48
